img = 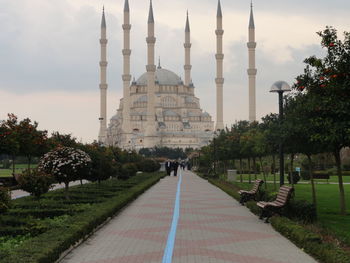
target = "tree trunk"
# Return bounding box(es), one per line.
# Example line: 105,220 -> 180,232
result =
260,157 -> 267,190
253,157 -> 257,180
27,156 -> 32,170
64,182 -> 70,200
12,155 -> 15,175
248,158 -> 251,184
334,150 -> 346,215
272,154 -> 277,190
239,158 -> 243,183
307,155 -> 317,208
290,153 -> 295,187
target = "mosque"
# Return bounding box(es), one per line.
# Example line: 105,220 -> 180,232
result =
97,0 -> 257,150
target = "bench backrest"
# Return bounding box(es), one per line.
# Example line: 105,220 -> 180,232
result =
251,179 -> 264,193
275,185 -> 294,206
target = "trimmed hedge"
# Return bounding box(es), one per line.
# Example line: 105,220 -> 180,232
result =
1,172 -> 165,263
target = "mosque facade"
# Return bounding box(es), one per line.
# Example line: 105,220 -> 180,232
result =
97,0 -> 256,150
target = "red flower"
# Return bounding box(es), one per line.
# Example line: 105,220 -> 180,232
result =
329,43 -> 335,47
332,74 -> 337,78
320,84 -> 326,88
320,76 -> 325,80
299,86 -> 305,90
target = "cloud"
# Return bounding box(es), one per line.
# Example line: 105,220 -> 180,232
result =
0,0 -> 348,142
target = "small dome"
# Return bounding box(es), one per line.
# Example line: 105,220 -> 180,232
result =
202,112 -> 210,117
136,68 -> 181,86
111,114 -> 119,120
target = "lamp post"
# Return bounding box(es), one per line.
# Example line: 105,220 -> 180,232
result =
270,81 -> 291,186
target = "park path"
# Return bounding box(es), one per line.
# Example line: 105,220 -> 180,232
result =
61,171 -> 317,263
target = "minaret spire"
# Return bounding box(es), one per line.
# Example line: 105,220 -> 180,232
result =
247,1 -> 257,122
98,7 -> 108,143
121,0 -> 132,146
184,11 -> 192,87
215,0 -> 224,131
144,0 -> 157,146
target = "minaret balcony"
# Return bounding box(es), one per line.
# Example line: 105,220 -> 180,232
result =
215,29 -> 224,36
215,78 -> 224,85
122,49 -> 132,56
146,65 -> 156,72
122,75 -> 132,81
122,24 -> 131,30
247,42 -> 257,48
215,54 -> 224,60
184,43 -> 192,48
247,69 -> 257,75
99,84 -> 108,89
146,36 -> 156,44
184,65 -> 192,70
100,39 -> 108,45
100,61 -> 108,67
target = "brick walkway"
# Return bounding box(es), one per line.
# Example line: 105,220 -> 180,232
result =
61,171 -> 317,263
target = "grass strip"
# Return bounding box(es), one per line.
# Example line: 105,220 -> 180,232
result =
1,173 -> 165,263
203,176 -> 350,263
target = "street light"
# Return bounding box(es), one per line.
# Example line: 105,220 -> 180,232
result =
270,81 -> 291,186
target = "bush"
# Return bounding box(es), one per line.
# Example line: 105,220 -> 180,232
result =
0,187 -> 11,213
300,171 -> 310,180
284,200 -> 317,223
287,172 -> 301,184
120,163 -> 138,180
17,169 -> 54,198
138,159 -> 160,173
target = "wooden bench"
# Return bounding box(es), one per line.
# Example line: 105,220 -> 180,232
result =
257,185 -> 294,223
238,179 -> 264,205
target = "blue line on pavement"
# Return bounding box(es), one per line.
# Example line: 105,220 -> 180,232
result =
162,169 -> 182,263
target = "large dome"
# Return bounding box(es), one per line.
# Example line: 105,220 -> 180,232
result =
136,68 -> 182,86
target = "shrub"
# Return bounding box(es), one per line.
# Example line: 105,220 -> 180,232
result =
0,187 -> 11,213
284,200 -> 317,223
300,171 -> 310,180
17,169 -> 54,198
138,159 -> 160,173
120,163 -> 138,180
38,147 -> 91,199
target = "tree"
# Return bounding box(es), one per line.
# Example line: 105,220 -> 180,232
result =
38,147 -> 91,199
18,168 -> 54,199
0,114 -> 20,175
16,118 -> 48,169
295,27 -> 350,215
48,132 -> 78,149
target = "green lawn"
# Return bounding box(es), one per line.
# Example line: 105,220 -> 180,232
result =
235,180 -> 350,245
0,164 -> 37,177
235,173 -> 350,183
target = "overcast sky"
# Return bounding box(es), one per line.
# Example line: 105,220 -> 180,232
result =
0,0 -> 349,143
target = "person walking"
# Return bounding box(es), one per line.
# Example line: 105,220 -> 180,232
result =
173,161 -> 179,176
165,160 -> 171,176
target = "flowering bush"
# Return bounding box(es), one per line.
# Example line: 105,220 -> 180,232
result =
18,168 -> 55,198
38,147 -> 91,198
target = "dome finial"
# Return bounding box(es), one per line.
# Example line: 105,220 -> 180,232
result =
101,6 -> 106,28
148,0 -> 154,24
185,10 -> 190,32
158,57 -> 162,69
249,1 -> 255,29
217,0 -> 222,18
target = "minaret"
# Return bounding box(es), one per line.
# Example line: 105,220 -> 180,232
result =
247,2 -> 257,122
184,11 -> 192,86
215,0 -> 224,131
144,0 -> 157,146
98,7 -> 108,143
122,0 -> 132,139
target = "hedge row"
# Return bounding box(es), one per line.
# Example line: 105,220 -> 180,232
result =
205,177 -> 350,263
1,172 -> 165,263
